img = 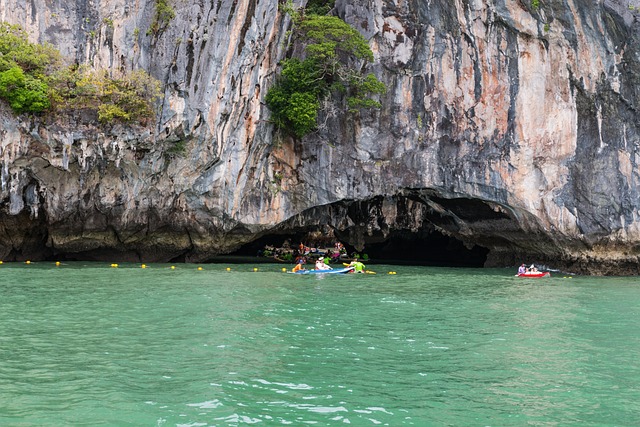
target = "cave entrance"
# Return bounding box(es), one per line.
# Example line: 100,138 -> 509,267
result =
230,229 -> 488,268
359,230 -> 488,267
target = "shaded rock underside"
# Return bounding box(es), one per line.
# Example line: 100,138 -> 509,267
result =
2,187 -> 635,276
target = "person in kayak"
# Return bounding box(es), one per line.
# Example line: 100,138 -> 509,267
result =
518,264 -> 526,275
349,259 -> 366,273
315,257 -> 332,270
292,259 -> 306,273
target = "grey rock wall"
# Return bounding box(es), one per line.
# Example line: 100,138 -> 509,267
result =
0,0 -> 639,274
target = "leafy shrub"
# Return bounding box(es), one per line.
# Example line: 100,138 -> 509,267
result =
304,0 -> 335,16
0,23 -> 58,113
0,22 -> 60,77
102,70 -> 161,122
167,140 -> 186,155
296,15 -> 374,64
149,0 -> 175,36
0,21 -> 160,123
59,68 -> 161,123
347,73 -> 386,111
265,59 -> 323,137
98,104 -> 130,122
266,10 -> 385,138
0,66 -> 50,113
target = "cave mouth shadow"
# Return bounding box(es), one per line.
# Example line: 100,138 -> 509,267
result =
361,231 -> 489,267
231,229 -> 488,268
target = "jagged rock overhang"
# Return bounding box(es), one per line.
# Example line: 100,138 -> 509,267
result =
237,188 -> 556,268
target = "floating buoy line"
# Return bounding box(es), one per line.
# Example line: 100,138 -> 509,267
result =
0,260 -> 399,275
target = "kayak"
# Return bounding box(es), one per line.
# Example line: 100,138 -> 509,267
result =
291,267 -> 355,275
517,272 -> 551,278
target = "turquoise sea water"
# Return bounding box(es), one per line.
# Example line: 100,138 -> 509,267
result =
1,262 -> 639,426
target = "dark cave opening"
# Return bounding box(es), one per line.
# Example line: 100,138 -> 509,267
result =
361,231 -> 489,267
230,229 -> 489,268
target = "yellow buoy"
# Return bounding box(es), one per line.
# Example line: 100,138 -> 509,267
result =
197,266 -> 203,271
25,260 -> 31,264
282,267 -> 287,272
253,267 -> 258,272
0,260 -> 4,264
111,263 -> 118,268
170,265 -> 176,270
141,264 -> 147,269
55,261 -> 61,266
226,267 -> 231,271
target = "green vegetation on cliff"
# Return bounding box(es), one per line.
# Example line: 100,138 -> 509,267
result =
0,22 -> 160,123
148,0 -> 176,37
0,23 -> 59,113
266,3 -> 385,138
0,66 -> 51,113
304,0 -> 335,16
49,66 -> 160,124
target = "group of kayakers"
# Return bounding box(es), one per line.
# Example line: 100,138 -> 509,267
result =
291,256 -> 367,273
518,264 -> 539,274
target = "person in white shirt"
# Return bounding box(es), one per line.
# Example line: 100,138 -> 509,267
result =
315,257 -> 332,270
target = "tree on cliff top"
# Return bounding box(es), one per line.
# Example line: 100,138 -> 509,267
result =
266,4 -> 385,138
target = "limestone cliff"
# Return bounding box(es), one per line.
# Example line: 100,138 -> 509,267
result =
0,0 -> 639,274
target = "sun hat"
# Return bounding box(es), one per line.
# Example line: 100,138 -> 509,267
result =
319,257 -> 324,261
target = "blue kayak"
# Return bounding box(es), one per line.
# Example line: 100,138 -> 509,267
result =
291,267 -> 354,275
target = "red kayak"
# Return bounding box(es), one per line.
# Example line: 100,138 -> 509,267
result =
517,272 -> 550,278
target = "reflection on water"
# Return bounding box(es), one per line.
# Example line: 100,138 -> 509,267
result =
0,263 -> 639,426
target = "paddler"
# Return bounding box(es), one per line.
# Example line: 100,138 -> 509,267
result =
292,258 -> 305,273
349,258 -> 366,273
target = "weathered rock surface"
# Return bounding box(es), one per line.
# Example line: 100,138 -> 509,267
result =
0,0 -> 639,274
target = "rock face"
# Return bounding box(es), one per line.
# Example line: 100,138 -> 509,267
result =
0,0 -> 639,274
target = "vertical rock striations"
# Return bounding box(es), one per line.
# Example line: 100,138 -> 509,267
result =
0,0 -> 639,274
